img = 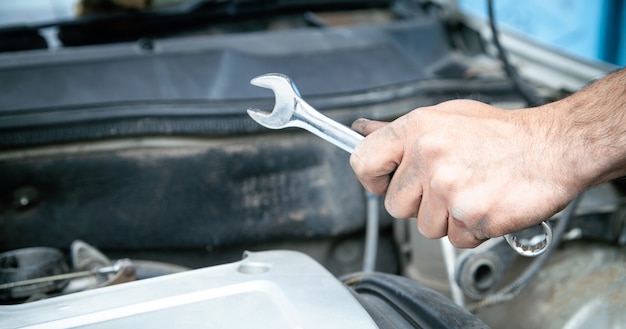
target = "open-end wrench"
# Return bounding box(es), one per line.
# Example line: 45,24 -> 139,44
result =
246,72 -> 552,257
247,73 -> 363,153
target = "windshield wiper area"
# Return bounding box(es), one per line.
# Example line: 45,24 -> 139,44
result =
0,0 -> 392,51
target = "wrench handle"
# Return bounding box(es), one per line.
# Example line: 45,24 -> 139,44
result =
289,97 -> 364,153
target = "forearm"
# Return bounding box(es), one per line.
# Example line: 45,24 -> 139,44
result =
534,68 -> 626,188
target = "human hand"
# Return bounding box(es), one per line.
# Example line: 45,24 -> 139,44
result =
350,100 -> 584,248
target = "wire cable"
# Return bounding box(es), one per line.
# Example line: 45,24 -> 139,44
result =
487,0 -> 545,107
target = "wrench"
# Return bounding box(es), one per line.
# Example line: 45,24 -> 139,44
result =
246,72 -> 552,257
247,73 -> 363,153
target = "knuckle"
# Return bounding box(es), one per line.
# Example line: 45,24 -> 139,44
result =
449,195 -> 488,224
430,166 -> 458,194
384,195 -> 413,219
448,202 -> 492,247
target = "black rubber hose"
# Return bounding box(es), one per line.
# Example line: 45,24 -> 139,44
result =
487,0 -> 545,107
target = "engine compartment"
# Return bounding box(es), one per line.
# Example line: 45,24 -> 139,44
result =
1,1 -> 625,328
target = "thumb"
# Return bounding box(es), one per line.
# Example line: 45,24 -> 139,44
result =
352,118 -> 390,136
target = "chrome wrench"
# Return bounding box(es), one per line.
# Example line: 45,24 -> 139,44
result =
247,73 -> 363,153
246,73 -> 552,257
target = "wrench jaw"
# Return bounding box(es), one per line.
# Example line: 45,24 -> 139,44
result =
250,73 -> 302,97
246,108 -> 292,130
247,73 -> 302,129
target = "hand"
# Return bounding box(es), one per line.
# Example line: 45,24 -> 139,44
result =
350,100 -> 583,248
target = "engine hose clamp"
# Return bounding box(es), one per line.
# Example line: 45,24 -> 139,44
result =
504,221 -> 553,257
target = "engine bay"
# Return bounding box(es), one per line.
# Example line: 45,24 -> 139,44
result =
1,1 -> 625,328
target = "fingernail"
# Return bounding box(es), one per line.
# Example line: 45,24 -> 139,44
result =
351,118 -> 370,131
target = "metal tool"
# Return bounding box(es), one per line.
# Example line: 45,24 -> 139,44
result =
246,72 -> 552,257
504,221 -> 552,257
247,73 -> 363,153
